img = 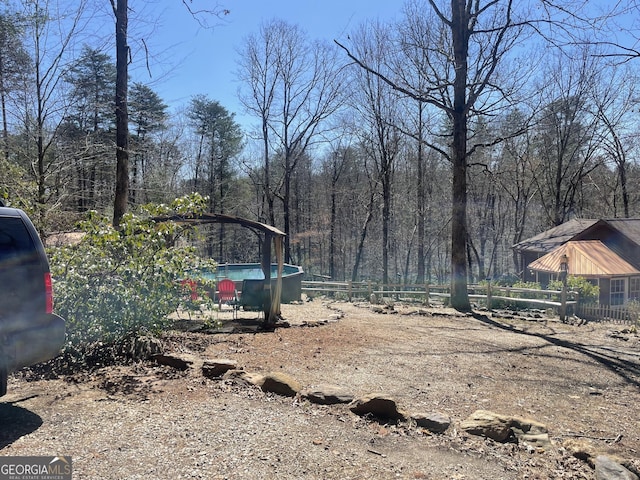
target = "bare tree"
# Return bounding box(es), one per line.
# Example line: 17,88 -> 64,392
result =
493,108 -> 539,273
111,0 -> 128,228
324,147 -> 349,279
14,0 -> 88,231
348,22 -> 402,285
591,65 -> 638,218
237,24 -> 279,227
337,0 -> 527,310
530,47 -> 604,227
239,20 -> 345,262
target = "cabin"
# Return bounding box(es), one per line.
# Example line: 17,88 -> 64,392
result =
513,219 -> 640,306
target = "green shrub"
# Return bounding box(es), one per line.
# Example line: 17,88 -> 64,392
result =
625,300 -> 640,331
49,194 -> 217,347
511,281 -> 543,294
511,281 -> 541,290
508,281 -> 544,301
547,275 -> 599,304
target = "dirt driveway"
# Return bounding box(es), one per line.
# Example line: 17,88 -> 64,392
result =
1,299 -> 639,479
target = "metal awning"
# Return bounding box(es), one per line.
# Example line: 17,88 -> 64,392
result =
152,213 -> 286,325
528,240 -> 640,277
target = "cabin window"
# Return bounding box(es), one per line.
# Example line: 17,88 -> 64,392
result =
629,277 -> 640,301
610,278 -> 625,306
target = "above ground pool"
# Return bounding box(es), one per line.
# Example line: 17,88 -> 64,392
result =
200,263 -> 304,304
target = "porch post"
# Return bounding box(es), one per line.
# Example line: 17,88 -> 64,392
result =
559,254 -> 568,322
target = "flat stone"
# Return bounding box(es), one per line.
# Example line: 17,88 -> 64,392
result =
261,372 -> 302,397
349,394 -> 406,420
461,410 -> 551,445
222,369 -> 265,386
460,410 -> 512,442
519,433 -> 552,449
301,385 -> 354,405
202,359 -> 238,379
595,455 -> 639,480
152,354 -> 194,371
411,412 -> 451,433
509,416 -> 550,447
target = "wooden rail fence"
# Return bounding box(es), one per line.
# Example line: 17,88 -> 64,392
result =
301,281 -> 575,308
301,281 -> 637,325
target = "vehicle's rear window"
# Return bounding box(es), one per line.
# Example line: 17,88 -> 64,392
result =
0,217 -> 38,264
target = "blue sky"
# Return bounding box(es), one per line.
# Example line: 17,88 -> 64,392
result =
134,0 -> 402,126
128,0 -> 631,128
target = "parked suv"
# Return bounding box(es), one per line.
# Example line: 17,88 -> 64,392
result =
0,205 -> 65,396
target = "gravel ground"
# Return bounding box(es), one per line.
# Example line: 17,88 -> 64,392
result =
1,298 -> 639,479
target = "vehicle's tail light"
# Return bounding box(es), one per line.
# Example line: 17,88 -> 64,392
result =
44,272 -> 53,314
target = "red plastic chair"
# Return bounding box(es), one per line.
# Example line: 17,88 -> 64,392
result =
217,278 -> 239,318
180,279 -> 198,301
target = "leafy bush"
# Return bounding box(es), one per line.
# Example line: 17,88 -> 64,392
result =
480,281 -> 539,309
49,194 -> 217,347
625,300 -> 640,331
507,281 -> 543,301
511,281 -> 542,291
0,157 -> 36,212
547,276 -> 599,304
492,274 -> 520,287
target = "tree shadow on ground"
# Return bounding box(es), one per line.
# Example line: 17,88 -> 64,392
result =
0,401 -> 43,449
472,313 -> 640,389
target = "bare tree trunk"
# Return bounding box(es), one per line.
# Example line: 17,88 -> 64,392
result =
381,167 -> 391,285
416,102 -> 425,284
263,119 -> 275,226
351,190 -> 376,282
112,0 -> 129,228
283,154 -> 292,262
449,0 -> 471,311
329,176 -> 337,279
34,23 -> 46,230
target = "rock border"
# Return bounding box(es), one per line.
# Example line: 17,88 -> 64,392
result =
151,351 -> 638,479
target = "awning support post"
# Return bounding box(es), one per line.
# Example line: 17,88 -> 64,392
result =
262,232 -> 272,324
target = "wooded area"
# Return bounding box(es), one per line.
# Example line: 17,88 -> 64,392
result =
1,0 -> 639,309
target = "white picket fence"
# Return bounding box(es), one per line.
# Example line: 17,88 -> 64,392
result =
576,303 -> 638,325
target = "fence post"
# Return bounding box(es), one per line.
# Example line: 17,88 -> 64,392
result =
486,279 -> 492,311
348,281 -> 352,302
559,277 -> 567,323
424,284 -> 430,306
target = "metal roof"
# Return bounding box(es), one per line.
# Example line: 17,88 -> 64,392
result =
512,219 -> 598,253
152,213 -> 286,236
528,240 -> 640,277
600,219 -> 640,245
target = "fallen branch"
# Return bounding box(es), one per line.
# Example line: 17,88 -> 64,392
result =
367,448 -> 387,457
561,433 -> 623,443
